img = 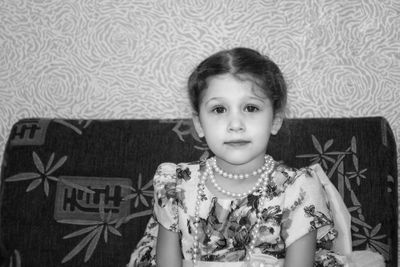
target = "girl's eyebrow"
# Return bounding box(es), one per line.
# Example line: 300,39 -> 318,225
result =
243,95 -> 268,104
203,97 -> 224,105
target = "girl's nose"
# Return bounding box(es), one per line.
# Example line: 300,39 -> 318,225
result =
227,114 -> 245,132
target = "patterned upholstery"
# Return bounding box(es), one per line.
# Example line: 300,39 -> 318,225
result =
0,117 -> 397,267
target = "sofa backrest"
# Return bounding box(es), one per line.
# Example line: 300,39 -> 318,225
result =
0,117 -> 397,267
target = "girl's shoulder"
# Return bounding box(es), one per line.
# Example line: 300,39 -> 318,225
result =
272,161 -> 326,192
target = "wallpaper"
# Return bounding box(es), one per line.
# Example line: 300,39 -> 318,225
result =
0,0 -> 399,257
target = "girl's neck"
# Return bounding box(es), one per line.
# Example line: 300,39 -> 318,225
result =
214,156 -> 267,175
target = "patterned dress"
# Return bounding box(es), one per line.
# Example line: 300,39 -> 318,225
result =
148,160 -> 346,266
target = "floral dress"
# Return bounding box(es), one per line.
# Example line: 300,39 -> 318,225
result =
146,160 -> 346,266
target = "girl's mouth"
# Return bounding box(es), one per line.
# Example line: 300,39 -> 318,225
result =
224,140 -> 251,147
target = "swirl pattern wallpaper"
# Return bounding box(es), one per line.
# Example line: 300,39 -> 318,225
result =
0,0 -> 399,254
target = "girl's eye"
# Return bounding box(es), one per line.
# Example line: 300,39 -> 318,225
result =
245,105 -> 259,112
212,106 -> 226,114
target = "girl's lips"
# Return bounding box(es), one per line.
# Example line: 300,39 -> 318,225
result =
224,140 -> 251,147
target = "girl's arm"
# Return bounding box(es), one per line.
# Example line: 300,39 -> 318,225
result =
156,224 -> 182,267
284,230 -> 317,267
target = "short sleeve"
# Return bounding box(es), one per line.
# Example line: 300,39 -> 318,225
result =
281,164 -> 333,248
153,163 -> 180,232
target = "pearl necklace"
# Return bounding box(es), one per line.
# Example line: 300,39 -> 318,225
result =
192,156 -> 275,265
211,155 -> 273,180
209,155 -> 274,198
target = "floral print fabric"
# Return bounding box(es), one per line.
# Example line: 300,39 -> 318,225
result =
153,160 -> 339,263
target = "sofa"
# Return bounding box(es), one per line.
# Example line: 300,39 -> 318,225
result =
0,117 -> 397,267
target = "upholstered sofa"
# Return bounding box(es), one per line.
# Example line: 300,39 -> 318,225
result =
0,117 -> 397,267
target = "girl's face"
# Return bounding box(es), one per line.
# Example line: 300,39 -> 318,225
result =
193,73 -> 282,174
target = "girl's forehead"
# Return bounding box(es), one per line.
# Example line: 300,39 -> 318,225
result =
203,73 -> 267,99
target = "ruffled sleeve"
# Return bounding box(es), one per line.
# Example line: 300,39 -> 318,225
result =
153,163 -> 180,232
280,164 -> 333,248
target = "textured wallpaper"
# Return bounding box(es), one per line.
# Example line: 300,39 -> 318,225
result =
0,0 -> 399,250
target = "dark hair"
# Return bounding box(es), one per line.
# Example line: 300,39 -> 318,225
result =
188,47 -> 287,114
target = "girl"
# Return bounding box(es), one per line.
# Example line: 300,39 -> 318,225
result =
129,47 -> 383,267
154,47 -> 339,267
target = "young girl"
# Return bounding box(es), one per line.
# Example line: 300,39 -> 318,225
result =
129,47 -> 383,267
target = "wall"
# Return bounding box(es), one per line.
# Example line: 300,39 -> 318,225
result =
0,0 -> 399,258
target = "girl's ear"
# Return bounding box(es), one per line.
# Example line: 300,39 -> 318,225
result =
192,114 -> 205,138
271,113 -> 283,135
